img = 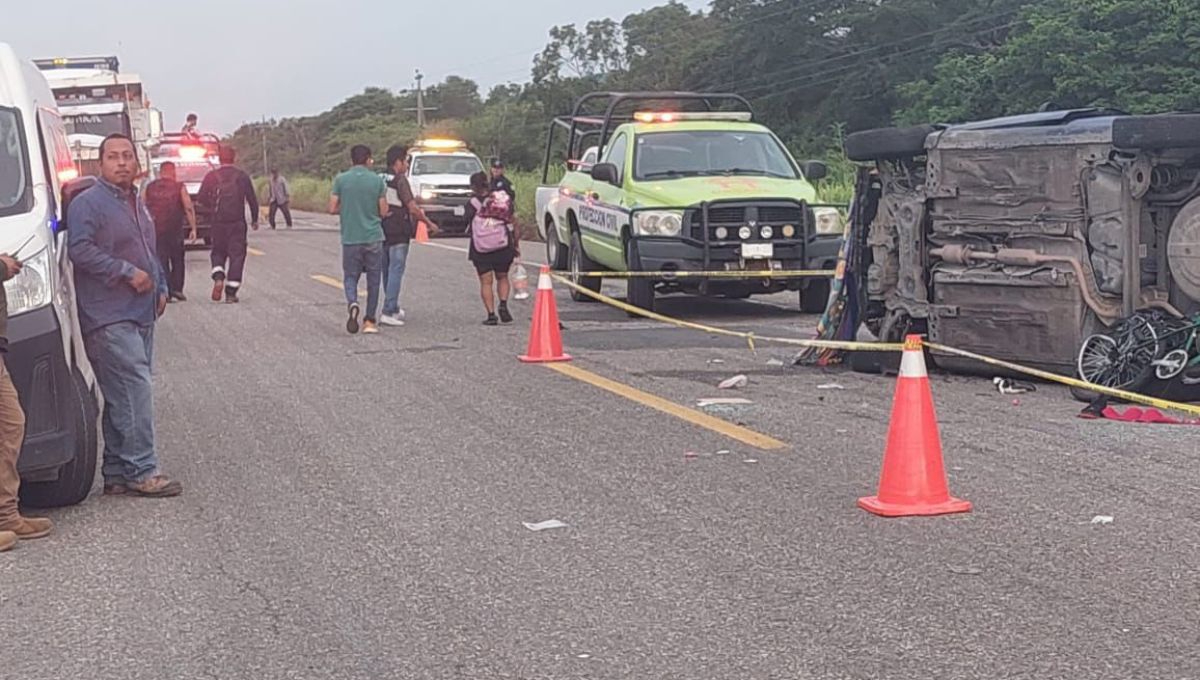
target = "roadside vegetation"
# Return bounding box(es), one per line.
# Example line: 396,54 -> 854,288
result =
234,0 -> 1194,234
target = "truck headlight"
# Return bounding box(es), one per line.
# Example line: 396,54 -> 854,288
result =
419,185 -> 436,201
813,207 -> 845,235
4,248 -> 52,315
633,211 -> 683,237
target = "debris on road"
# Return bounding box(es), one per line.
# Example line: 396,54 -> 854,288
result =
719,375 -> 749,390
766,358 -> 785,367
948,565 -> 984,576
817,383 -> 845,390
743,458 -> 759,464
684,451 -> 699,460
1091,515 -> 1115,525
994,377 -> 1037,395
716,449 -> 731,456
707,358 -> 726,365
697,397 -> 753,407
523,519 -> 569,532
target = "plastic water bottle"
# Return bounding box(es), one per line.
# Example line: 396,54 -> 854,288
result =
512,262 -> 530,300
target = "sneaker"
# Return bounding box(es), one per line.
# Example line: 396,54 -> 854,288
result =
171,291 -> 188,302
211,279 -> 224,302
225,293 -> 240,304
362,320 -> 379,334
498,303 -> 513,324
379,314 -> 405,327
0,530 -> 14,553
483,314 -> 499,326
346,303 -> 361,334
0,516 -> 53,540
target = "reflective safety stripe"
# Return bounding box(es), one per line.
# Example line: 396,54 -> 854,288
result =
899,348 -> 928,379
537,271 -> 553,291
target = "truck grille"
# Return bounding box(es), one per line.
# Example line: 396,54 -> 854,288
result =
685,203 -> 808,241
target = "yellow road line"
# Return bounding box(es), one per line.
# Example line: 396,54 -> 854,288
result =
311,274 -> 366,296
545,363 -> 788,451
248,247 -> 265,256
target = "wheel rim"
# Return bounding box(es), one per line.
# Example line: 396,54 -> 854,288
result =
1077,315 -> 1159,388
569,237 -> 580,284
1155,349 -> 1189,380
547,230 -> 559,264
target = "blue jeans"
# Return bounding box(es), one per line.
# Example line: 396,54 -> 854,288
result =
83,321 -> 159,484
381,243 -> 410,316
342,242 -> 383,320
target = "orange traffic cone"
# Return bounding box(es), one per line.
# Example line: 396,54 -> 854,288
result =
415,220 -> 430,243
858,335 -> 972,517
519,266 -> 571,364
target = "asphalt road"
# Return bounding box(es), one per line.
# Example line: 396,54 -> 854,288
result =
3,212 -> 1199,680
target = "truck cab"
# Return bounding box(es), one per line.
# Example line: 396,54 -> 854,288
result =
1,43 -> 100,508
535,92 -> 843,312
405,139 -> 485,234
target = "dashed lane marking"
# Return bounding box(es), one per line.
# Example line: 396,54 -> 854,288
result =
544,362 -> 788,451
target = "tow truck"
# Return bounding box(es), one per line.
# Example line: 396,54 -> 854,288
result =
535,91 -> 844,313
148,131 -> 220,248
404,139 -> 485,234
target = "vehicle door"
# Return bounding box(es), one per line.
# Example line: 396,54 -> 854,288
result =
579,131 -> 630,269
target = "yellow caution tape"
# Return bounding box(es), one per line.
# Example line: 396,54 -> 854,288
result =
556,269 -> 835,279
926,342 -> 1200,417
551,273 -> 902,353
548,272 -> 1200,416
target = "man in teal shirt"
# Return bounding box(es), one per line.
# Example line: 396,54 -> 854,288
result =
330,145 -> 388,334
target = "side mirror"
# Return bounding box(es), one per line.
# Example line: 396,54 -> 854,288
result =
59,176 -> 98,231
801,161 -> 828,181
591,162 -> 621,186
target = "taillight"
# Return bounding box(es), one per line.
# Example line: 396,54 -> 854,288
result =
57,167 -> 79,182
179,146 -> 206,160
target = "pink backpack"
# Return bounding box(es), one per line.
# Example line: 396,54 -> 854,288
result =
471,194 -> 512,253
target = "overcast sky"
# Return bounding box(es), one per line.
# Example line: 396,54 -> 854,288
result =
7,0 -> 704,133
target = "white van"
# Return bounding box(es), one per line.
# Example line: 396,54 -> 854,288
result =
1,43 -> 99,507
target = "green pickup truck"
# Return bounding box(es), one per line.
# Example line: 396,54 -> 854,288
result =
535,91 -> 844,313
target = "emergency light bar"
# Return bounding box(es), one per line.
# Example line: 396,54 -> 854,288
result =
177,146 -> 207,161
633,111 -> 754,123
414,139 -> 467,150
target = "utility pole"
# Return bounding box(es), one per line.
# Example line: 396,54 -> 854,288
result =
404,69 -> 437,130
261,115 -> 269,176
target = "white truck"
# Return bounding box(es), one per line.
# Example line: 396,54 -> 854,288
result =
404,139 -> 485,234
33,56 -> 162,178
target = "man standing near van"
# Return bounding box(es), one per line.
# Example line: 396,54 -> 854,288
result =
380,145 -> 439,327
0,253 -> 54,551
329,145 -> 387,335
68,133 -> 182,498
144,161 -> 197,301
199,146 -> 259,304
266,169 -> 293,229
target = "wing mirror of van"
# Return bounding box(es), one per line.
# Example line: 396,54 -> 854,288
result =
58,176 -> 98,231
801,161 -> 828,181
591,162 -> 621,186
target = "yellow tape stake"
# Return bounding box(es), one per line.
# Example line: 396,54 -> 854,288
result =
926,342 -> 1200,417
558,269 -> 835,279
551,273 -> 903,353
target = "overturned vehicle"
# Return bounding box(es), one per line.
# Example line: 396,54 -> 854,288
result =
842,109 -> 1200,398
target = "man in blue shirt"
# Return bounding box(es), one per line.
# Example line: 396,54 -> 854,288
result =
68,134 -> 182,498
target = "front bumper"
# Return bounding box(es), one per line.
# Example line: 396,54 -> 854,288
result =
419,195 -> 472,228
5,306 -> 76,476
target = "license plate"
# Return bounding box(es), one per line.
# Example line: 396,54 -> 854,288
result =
741,243 -> 774,259
453,206 -> 465,217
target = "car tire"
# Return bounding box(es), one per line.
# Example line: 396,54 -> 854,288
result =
624,239 -> 655,315
800,278 -> 831,314
20,370 -> 98,508
546,220 -> 569,270
844,124 -> 937,162
568,229 -> 602,302
1113,114 -> 1200,150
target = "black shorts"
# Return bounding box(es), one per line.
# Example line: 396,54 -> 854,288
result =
471,250 -> 515,276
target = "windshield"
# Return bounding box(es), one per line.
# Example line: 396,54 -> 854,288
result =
634,130 -> 799,181
63,112 -> 130,137
411,155 -> 483,176
0,107 -> 32,216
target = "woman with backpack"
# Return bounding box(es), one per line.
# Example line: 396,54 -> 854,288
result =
466,171 -> 519,325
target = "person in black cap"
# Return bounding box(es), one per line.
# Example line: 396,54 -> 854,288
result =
490,159 -> 515,203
